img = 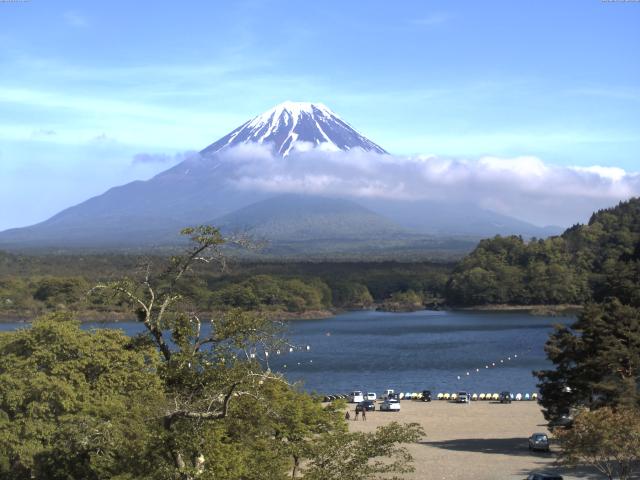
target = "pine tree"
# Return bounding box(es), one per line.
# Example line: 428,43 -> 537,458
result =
537,299 -> 640,422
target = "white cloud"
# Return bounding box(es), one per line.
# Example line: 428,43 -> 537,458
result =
213,144 -> 640,226
573,165 -> 627,182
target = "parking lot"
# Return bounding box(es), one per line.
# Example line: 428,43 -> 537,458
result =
345,400 -> 599,480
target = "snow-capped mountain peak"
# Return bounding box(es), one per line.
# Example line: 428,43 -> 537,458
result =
247,101 -> 336,127
201,101 -> 387,157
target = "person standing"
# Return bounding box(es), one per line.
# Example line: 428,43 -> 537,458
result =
361,409 -> 367,421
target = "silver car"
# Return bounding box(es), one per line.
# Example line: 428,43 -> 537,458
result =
528,433 -> 550,452
379,399 -> 401,412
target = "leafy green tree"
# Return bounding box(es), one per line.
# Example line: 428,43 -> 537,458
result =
210,275 -> 332,313
555,407 -> 640,480
32,276 -> 89,308
303,422 -> 424,480
0,278 -> 39,314
446,198 -> 640,306
330,281 -> 374,308
0,313 -> 165,480
90,226 -> 422,479
378,289 -> 424,312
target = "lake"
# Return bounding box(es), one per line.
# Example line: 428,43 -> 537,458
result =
0,310 -> 571,395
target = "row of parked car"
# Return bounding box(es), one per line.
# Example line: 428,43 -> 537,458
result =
341,390 -> 403,412
329,389 -> 544,411
328,389 -> 539,404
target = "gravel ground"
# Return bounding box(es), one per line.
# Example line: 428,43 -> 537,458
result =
345,400 -> 601,480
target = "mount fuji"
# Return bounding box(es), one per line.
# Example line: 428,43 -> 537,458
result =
201,101 -> 387,157
0,102 -> 560,253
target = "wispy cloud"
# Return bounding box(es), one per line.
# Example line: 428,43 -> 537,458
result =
63,11 -> 89,28
567,87 -> 640,102
0,85 -> 247,149
30,128 -> 56,137
132,151 -> 196,165
91,133 -> 116,143
410,13 -> 449,27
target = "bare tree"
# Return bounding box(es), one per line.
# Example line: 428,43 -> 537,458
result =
90,226 -> 288,479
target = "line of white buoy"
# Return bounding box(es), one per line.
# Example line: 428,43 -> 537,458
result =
456,354 -> 519,380
255,344 -> 313,368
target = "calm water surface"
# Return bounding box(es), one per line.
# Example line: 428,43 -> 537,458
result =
1,310 -> 571,395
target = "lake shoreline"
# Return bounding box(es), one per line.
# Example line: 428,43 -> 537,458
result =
0,303 -> 580,323
2,309 -> 569,394
455,303 -> 582,316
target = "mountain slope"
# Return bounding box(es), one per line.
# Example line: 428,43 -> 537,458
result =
214,194 -> 406,241
361,198 -> 562,238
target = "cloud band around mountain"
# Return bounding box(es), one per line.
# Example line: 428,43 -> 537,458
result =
208,143 -> 639,227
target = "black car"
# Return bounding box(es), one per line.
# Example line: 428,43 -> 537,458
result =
499,391 -> 512,403
356,400 -> 376,412
526,473 -> 563,480
548,414 -> 573,428
421,390 -> 432,402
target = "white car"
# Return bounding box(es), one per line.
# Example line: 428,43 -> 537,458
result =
379,399 -> 401,412
348,391 -> 364,403
457,392 -> 469,403
365,392 -> 377,401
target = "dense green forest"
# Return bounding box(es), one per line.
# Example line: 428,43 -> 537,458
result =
1,197 -> 639,319
447,197 -> 640,306
0,254 -> 452,319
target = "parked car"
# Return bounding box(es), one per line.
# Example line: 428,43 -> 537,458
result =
457,391 -> 469,403
384,390 -> 400,401
365,392 -> 377,401
548,413 -> 573,428
499,391 -> 512,403
348,391 -> 364,403
356,400 -> 376,412
379,399 -> 401,412
528,433 -> 550,452
526,473 -> 563,480
421,390 -> 432,402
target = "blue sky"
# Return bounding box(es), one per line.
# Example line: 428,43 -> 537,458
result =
1,0 -> 639,229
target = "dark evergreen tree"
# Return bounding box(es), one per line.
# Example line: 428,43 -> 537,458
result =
536,299 -> 640,423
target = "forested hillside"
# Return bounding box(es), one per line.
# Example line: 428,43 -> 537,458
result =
446,197 -> 640,306
2,198 -> 638,317
0,256 -> 451,319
